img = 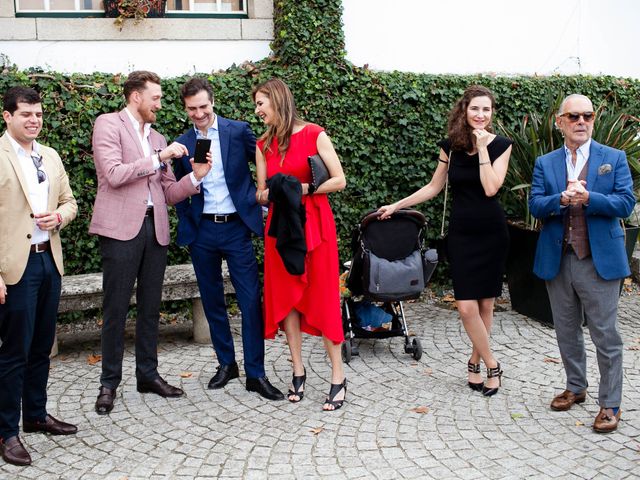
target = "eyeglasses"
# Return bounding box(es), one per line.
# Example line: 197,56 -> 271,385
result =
30,153 -> 47,184
559,111 -> 596,123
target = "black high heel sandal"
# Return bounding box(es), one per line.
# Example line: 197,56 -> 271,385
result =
482,363 -> 503,397
467,361 -> 484,392
287,368 -> 306,403
323,378 -> 347,411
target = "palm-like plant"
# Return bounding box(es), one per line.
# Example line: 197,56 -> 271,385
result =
498,98 -> 640,230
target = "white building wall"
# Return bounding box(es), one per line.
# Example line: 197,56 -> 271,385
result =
342,0 -> 640,79
1,0 -> 638,78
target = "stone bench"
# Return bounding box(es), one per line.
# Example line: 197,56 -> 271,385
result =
53,263 -> 232,355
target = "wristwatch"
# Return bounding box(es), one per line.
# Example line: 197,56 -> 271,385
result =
307,183 -> 317,195
154,148 -> 167,170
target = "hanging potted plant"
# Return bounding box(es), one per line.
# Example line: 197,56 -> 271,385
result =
497,98 -> 640,325
104,0 -> 167,29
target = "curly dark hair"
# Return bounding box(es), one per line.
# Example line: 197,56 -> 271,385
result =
447,85 -> 496,152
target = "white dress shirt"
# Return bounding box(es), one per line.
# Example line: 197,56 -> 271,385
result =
8,134 -> 50,244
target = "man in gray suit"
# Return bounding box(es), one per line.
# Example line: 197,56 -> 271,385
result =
529,94 -> 635,433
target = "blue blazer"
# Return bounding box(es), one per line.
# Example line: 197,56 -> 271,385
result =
529,140 -> 635,281
173,117 -> 263,246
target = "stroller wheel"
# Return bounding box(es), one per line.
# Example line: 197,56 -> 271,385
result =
411,337 -> 423,361
342,340 -> 352,363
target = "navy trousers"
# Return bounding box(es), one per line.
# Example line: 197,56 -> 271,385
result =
190,218 -> 265,379
0,251 -> 60,441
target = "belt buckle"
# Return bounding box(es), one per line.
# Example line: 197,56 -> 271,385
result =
34,243 -> 45,253
213,214 -> 226,223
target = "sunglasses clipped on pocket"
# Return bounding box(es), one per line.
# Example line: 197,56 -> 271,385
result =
559,111 -> 596,123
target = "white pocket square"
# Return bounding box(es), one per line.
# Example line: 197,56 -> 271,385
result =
598,164 -> 612,175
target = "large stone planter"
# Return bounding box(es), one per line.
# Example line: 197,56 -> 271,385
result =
506,224 -> 553,325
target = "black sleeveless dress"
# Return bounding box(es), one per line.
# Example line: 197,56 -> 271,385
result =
437,136 -> 512,300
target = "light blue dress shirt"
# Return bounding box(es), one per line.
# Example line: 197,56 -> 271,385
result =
197,116 -> 236,214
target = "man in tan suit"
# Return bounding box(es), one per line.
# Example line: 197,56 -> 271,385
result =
0,86 -> 78,466
90,71 -> 211,415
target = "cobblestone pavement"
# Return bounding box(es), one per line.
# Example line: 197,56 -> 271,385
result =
2,294 -> 639,480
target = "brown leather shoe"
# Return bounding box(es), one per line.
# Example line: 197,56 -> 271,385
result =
593,407 -> 621,433
137,377 -> 184,398
1,436 -> 31,466
95,386 -> 116,415
23,414 -> 77,435
550,389 -> 587,411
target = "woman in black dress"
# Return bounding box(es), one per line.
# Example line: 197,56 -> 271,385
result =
379,85 -> 512,396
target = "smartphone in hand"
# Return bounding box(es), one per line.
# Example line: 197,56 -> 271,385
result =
194,138 -> 212,164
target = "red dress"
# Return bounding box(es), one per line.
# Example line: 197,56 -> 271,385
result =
259,123 -> 343,344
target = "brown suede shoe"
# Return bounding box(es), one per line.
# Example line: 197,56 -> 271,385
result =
593,407 -> 621,433
1,436 -> 31,466
550,389 -> 587,411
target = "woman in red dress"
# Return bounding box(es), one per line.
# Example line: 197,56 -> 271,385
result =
253,78 -> 347,410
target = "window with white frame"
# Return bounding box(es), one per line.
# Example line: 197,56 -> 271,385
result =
15,0 -> 246,14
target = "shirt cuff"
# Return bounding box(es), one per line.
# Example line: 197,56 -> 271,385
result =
152,154 -> 162,170
189,172 -> 202,186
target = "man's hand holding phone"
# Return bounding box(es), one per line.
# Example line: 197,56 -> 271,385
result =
191,152 -> 213,181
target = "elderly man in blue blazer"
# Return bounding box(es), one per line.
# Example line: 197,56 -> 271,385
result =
173,78 -> 283,401
529,94 -> 635,433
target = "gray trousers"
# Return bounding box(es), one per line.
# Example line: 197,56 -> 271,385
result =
99,215 -> 168,389
545,251 -> 623,408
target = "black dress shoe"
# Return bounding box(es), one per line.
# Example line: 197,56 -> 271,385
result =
246,376 -> 284,400
95,386 -> 116,415
1,436 -> 31,466
137,377 -> 184,398
23,414 -> 77,435
208,363 -> 240,390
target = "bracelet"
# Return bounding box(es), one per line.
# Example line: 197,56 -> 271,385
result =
479,161 -> 490,165
308,183 -> 317,195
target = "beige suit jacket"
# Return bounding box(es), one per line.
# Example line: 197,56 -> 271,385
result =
89,110 -> 199,244
0,132 -> 78,285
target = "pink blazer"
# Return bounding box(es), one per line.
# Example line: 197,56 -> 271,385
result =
89,110 -> 198,245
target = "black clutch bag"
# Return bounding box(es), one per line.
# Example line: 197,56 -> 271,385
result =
307,154 -> 330,190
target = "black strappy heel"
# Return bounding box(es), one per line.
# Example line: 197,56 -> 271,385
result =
323,378 -> 347,411
482,363 -> 503,397
467,361 -> 484,392
287,368 -> 306,403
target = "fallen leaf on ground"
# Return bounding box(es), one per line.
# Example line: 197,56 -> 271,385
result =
442,294 -> 455,302
575,420 -> 584,426
511,413 -> 524,420
633,337 -> 640,343
543,357 -> 561,364
627,345 -> 640,351
411,362 -> 418,367
410,406 -> 429,414
496,298 -> 509,304
87,354 -> 102,365
423,368 -> 433,376
623,278 -> 632,285
180,372 -> 193,378
310,427 -> 323,435
96,318 -> 103,327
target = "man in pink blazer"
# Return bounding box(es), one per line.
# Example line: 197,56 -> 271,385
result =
90,71 -> 211,415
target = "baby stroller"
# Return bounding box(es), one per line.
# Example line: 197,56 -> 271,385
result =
341,209 -> 438,363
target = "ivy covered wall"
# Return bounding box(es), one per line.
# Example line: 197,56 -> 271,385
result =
2,0 -> 640,276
